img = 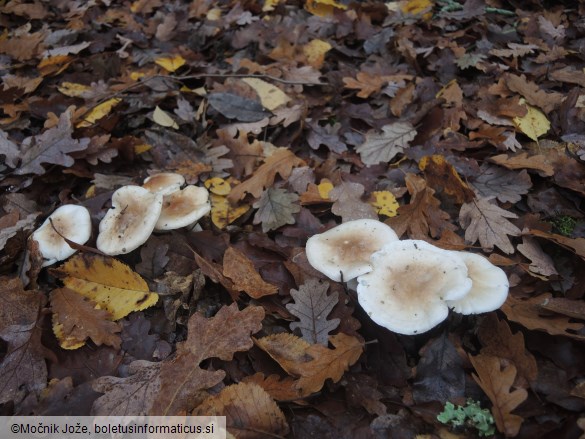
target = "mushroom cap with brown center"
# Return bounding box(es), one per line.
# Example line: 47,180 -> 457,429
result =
154,185 -> 211,231
305,219 -> 399,282
96,185 -> 163,255
356,240 -> 472,335
143,172 -> 185,196
31,204 -> 92,267
446,251 -> 509,314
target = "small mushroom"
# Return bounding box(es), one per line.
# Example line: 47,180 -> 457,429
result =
96,185 -> 163,255
446,252 -> 509,314
154,185 -> 211,231
356,240 -> 472,335
31,205 -> 92,267
143,172 -> 185,196
305,219 -> 399,282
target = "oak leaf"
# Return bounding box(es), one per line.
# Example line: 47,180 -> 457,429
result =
223,246 -> 278,298
16,108 -> 90,175
459,197 -> 521,254
386,173 -> 456,239
489,153 -> 554,177
193,382 -> 289,438
0,130 -> 20,168
286,278 -> 340,345
50,287 -> 121,350
228,148 -> 305,202
152,304 -> 264,415
356,122 -> 416,166
470,354 -> 528,437
255,332 -> 363,398
527,229 -> 585,260
504,73 -> 563,114
253,188 -> 300,232
216,128 -> 262,178
330,182 -> 377,222
513,99 -> 550,141
471,163 -> 532,204
517,237 -> 558,277
419,155 -> 475,204
242,373 -> 301,401
51,254 -> 158,321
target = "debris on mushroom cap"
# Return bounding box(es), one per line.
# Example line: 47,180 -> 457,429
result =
154,185 -> 211,231
356,240 -> 472,335
143,172 -> 185,196
446,252 -> 509,314
31,204 -> 92,267
305,219 -> 399,282
96,185 -> 163,255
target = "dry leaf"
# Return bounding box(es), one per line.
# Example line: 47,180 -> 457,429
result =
470,354 -> 528,437
527,229 -> 585,260
489,153 -> 554,177
51,254 -> 158,321
419,155 -> 475,204
517,236 -> 558,277
193,382 -> 289,438
330,182 -> 377,222
253,188 -> 300,232
471,163 -> 532,204
369,191 -> 399,217
255,332 -> 363,398
513,99 -> 550,141
356,122 -> 417,166
152,105 -> 179,129
242,373 -> 301,401
152,304 -> 264,415
242,77 -> 291,111
459,197 -> 521,254
154,55 -> 186,72
77,98 -> 122,128
223,246 -> 278,298
286,278 -> 340,345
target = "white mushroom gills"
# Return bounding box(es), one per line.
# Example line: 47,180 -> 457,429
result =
31,204 -> 92,267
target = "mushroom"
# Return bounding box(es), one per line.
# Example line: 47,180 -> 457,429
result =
143,172 -> 185,196
31,204 -> 92,267
305,219 -> 399,282
356,240 -> 472,335
154,185 -> 211,231
446,252 -> 509,314
96,185 -> 163,255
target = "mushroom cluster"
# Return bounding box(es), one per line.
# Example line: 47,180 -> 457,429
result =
30,173 -> 211,264
305,219 -> 509,335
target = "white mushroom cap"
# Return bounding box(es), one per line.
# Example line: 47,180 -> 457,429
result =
143,172 -> 185,196
305,219 -> 399,282
446,252 -> 509,314
357,240 -> 472,335
96,186 -> 163,255
31,204 -> 91,267
154,185 -> 211,231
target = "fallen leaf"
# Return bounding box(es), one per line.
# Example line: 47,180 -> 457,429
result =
255,332 -> 363,398
242,77 -> 291,111
489,152 -> 554,177
253,188 -> 300,232
517,237 -> 558,277
216,127 -> 262,178
51,254 -> 158,321
459,197 -> 521,254
303,39 -> 332,69
471,163 -> 532,203
356,122 -> 417,166
242,373 -> 301,401
304,0 -> 347,17
504,73 -> 563,114
539,297 -> 585,321
50,287 -> 121,350
209,194 -> 250,229
152,105 -> 179,129
228,148 -> 305,202
0,130 -> 20,168
193,382 -> 289,438
77,98 -> 122,128
223,246 -> 278,298
470,354 -> 528,437
513,98 -> 550,141
16,108 -> 90,175
330,182 -> 377,222
208,92 -> 270,122
527,229 -> 585,260
369,191 -> 399,217
152,304 -> 264,415
419,155 -> 475,204
154,55 -> 186,72
286,278 -> 340,345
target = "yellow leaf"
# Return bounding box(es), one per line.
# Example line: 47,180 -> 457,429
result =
77,98 -> 121,128
242,77 -> 291,111
205,177 -> 232,196
401,0 -> 434,21
513,98 -> 550,141
58,82 -> 90,97
317,179 -> 334,199
207,7 -> 222,20
53,254 -> 158,321
134,143 -> 152,154
210,194 -> 250,229
303,39 -> 332,69
153,105 -> 179,129
130,71 -> 147,81
154,55 -> 186,72
263,0 -> 281,11
370,191 -> 399,217
305,0 -> 347,17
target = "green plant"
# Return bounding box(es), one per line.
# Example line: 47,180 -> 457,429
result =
437,399 -> 495,437
550,215 -> 577,237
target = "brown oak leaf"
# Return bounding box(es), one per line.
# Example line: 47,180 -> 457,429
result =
223,246 -> 278,298
216,128 -> 262,178
330,182 -> 377,222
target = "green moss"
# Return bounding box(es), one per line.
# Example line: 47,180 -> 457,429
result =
437,399 -> 495,437
550,215 -> 577,237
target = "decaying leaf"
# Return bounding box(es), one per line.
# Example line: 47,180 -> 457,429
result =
356,122 -> 417,166
513,98 -> 550,141
369,191 -> 399,217
242,373 -> 301,402
419,155 -> 475,204
50,287 -> 121,350
152,304 -> 264,415
286,278 -> 340,345
330,182 -> 377,222
489,153 -> 554,177
242,77 -> 291,111
253,188 -> 300,232
208,92 -> 270,122
255,332 -> 363,398
193,382 -> 289,438
51,254 -> 158,321
470,354 -> 528,437
517,236 -> 558,277
471,163 -> 532,204
459,197 -> 521,254
223,246 -> 278,298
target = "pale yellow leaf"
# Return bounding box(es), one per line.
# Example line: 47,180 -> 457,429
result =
303,39 -> 332,69
154,55 -> 186,72
58,82 -> 90,97
77,98 -> 121,128
317,179 -> 334,199
242,77 -> 291,111
305,0 -> 347,17
153,105 -> 179,129
370,191 -> 399,217
513,98 -> 550,141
